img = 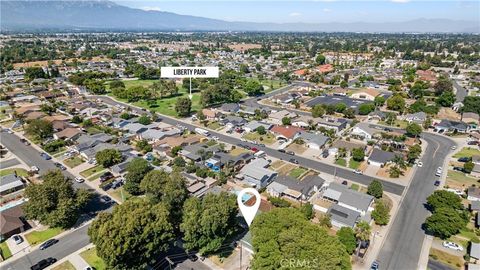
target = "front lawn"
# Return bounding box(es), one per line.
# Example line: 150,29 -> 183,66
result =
349,159 -> 361,169
80,165 -> 105,178
0,168 -> 29,177
52,261 -> 76,270
206,121 -> 222,130
453,147 -> 480,158
335,158 -> 347,167
25,227 -> 64,246
350,183 -> 360,191
108,187 -> 131,203
289,167 -> 307,179
64,156 -> 85,168
80,248 -> 106,270
242,132 -> 276,145
378,120 -> 409,129
446,170 -> 478,187
429,248 -> 463,270
230,147 -> 249,157
0,241 -> 12,260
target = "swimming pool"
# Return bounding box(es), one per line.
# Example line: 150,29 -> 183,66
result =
232,190 -> 253,203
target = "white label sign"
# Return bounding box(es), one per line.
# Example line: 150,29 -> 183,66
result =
161,67 -> 219,78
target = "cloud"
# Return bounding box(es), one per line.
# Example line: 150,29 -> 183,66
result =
141,6 -> 162,11
322,8 -> 332,13
289,12 -> 302,17
390,0 -> 411,3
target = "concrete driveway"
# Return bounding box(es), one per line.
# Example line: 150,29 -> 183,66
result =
6,235 -> 30,258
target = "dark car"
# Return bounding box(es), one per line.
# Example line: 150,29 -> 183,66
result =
289,158 -> 299,164
30,257 -> 57,270
101,183 -> 113,191
453,166 -> 465,172
40,153 -> 51,160
39,239 -> 58,250
342,180 -> 348,185
20,138 -> 30,145
100,195 -> 112,203
458,157 -> 471,162
434,180 -> 441,186
278,149 -> 286,153
187,253 -> 198,262
54,162 -> 66,170
99,172 -> 114,182
322,150 -> 329,158
370,260 -> 379,270
468,141 -> 478,145
384,127 -> 393,132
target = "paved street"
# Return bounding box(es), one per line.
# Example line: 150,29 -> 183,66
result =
92,95 -> 406,196
377,133 -> 455,270
0,158 -> 21,169
428,259 -> 455,270
453,80 -> 468,102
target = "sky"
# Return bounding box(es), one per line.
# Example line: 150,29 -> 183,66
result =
116,0 -> 480,23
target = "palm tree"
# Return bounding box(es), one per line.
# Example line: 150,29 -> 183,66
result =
355,221 -> 371,258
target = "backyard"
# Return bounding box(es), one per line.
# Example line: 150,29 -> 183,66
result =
80,248 -> 106,270
289,167 -> 308,179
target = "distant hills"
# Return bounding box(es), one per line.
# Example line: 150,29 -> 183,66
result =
1,0 -> 478,33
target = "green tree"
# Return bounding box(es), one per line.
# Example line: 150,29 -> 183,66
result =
315,54 -> 326,65
299,203 -> 315,220
367,180 -> 383,199
464,161 -> 475,174
109,80 -> 125,90
336,227 -> 357,255
244,80 -> 264,96
425,207 -> 466,239
181,192 -> 238,254
25,119 -> 53,139
434,78 -> 453,96
84,79 -> 106,94
88,199 -> 174,269
372,200 -> 391,225
407,144 -> 422,163
427,190 -> 463,211
374,96 -> 386,107
251,208 -> 351,270
386,94 -> 406,112
282,117 -> 291,126
95,149 -> 122,168
358,103 -> 375,115
335,102 -> 347,113
23,170 -> 91,228
257,125 -> 266,135
437,91 -> 455,107
406,123 -> 423,137
124,158 -> 152,195
351,148 -> 365,162
175,96 -> 192,117
311,104 -> 325,117
136,139 -> 152,153
354,221 -> 371,256
138,114 -> 151,125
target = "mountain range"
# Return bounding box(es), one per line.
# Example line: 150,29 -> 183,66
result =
1,0 -> 478,33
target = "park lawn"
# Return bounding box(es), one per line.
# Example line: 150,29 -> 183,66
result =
80,248 -> 107,270
80,165 -> 105,178
335,158 -> 347,167
105,79 -> 157,90
447,170 -> 478,186
0,241 -> 12,260
429,248 -> 463,270
52,261 -> 76,270
242,132 -> 276,145
133,91 -> 201,117
453,147 -> 480,158
349,159 -> 361,169
0,168 -> 29,177
25,227 -> 64,246
64,156 -> 85,168
289,167 -> 307,179
258,79 -> 285,93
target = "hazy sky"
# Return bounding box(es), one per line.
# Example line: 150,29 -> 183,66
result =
116,0 -> 480,23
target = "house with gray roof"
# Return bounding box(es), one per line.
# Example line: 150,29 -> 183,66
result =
470,242 -> 480,260
368,148 -> 400,167
220,115 -> 247,128
295,131 -> 329,150
0,174 -> 25,196
436,119 -> 469,133
239,158 -> 277,188
323,182 -> 374,216
219,103 -> 240,114
316,117 -> 348,134
405,112 -> 427,124
80,142 -> 132,162
243,121 -> 273,133
73,133 -> 113,152
351,122 -> 380,140
328,204 -> 361,228
138,128 -> 181,142
267,174 -> 326,201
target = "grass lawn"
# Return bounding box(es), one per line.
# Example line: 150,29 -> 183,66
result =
453,147 -> 480,158
25,227 -> 63,246
270,160 -> 286,170
429,248 -> 463,270
52,261 -> 76,270
0,241 -> 12,260
335,158 -> 347,167
242,132 -> 276,145
80,165 -> 105,178
87,171 -> 106,181
349,159 -> 361,170
207,121 -> 222,130
230,147 -> 249,157
378,120 -> 409,129
105,79 -> 157,90
64,156 -> 85,168
0,168 -> 29,177
80,248 -> 106,270
289,167 -> 307,179
447,170 -> 478,186
350,183 -> 360,191
108,187 -> 131,203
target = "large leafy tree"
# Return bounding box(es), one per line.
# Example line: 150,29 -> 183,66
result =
372,200 -> 391,225
124,158 -> 152,195
95,148 -> 122,168
244,80 -> 264,96
386,94 -> 406,112
406,123 -> 423,137
425,207 -> 467,239
25,119 -> 53,139
407,144 -> 422,163
175,96 -> 192,117
367,180 -> 383,199
23,170 -> 91,228
351,148 -> 365,162
251,208 -> 351,270
426,190 -> 463,211
180,192 -> 238,255
88,199 -> 174,269
336,227 -> 357,255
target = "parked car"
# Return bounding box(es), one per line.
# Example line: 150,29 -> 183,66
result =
101,183 -> 113,191
370,260 -> 379,270
458,157 -> 471,162
453,166 -> 465,172
417,161 -> 423,167
20,138 -> 30,145
434,180 -> 441,186
99,172 -> 114,182
443,241 -> 463,251
468,141 -> 478,145
30,257 -> 57,270
278,149 -> 286,153
251,147 -> 258,152
40,153 -> 51,160
30,166 -> 40,174
342,180 -> 348,185
187,253 -> 198,262
286,151 -> 295,156
39,239 -> 58,250
12,234 -> 23,244
75,177 -> 85,183
54,162 -> 66,170
354,169 -> 363,175
451,145 -> 457,150
289,158 -> 299,164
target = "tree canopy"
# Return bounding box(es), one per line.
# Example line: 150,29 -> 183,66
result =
95,148 -> 122,168
124,158 -> 152,195
367,180 -> 383,199
175,96 -> 192,117
25,119 -> 53,139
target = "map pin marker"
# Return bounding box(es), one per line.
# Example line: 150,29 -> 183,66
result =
237,188 -> 261,227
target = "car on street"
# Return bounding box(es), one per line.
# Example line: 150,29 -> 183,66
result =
353,169 -> 363,175
451,145 -> 457,150
251,147 -> 258,152
54,162 -> 66,170
39,239 -> 58,250
212,136 -> 219,141
75,177 -> 85,183
5,128 -> 14,134
30,166 -> 39,174
278,149 -> 286,153
443,241 -> 463,251
286,151 -> 295,156
12,234 -> 23,244
84,267 -> 94,270
289,158 -> 299,164
40,153 -> 51,160
20,138 -> 30,145
434,180 -> 441,186
30,257 -> 57,270
370,260 -> 379,270
342,180 -> 348,185
435,167 -> 443,177
417,161 -> 423,167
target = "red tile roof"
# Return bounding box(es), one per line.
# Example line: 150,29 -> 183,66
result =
270,125 -> 303,139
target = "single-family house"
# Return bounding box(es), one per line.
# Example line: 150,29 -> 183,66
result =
239,158 -> 277,188
0,174 -> 25,196
405,112 -> 427,124
436,120 -> 469,133
0,205 -> 28,241
323,182 -> 374,216
328,204 -> 361,228
295,131 -> 329,150
243,121 -> 273,133
220,115 -> 247,128
351,123 -> 380,140
54,127 -> 83,141
351,89 -> 380,101
267,174 -> 325,201
468,187 -> 480,202
270,125 -> 303,141
368,148 -> 400,167
268,110 -> 297,125
219,103 -> 240,114
316,117 -> 349,134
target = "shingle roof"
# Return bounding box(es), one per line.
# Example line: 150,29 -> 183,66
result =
328,204 -> 360,228
369,148 -> 399,164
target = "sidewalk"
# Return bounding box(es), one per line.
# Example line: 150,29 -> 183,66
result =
46,244 -> 94,270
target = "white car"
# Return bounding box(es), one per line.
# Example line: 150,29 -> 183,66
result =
212,136 -> 219,141
75,177 -> 85,183
451,145 -> 457,150
443,241 -> 463,251
417,162 -> 423,167
354,169 -> 363,175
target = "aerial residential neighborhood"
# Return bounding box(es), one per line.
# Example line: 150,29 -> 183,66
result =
0,1 -> 479,270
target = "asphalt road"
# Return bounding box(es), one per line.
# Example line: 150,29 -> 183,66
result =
92,95 -> 406,196
0,158 -> 20,169
0,132 -> 113,270
427,259 -> 455,270
377,133 -> 455,270
452,80 -> 467,102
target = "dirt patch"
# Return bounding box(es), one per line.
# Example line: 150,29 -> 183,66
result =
13,57 -> 109,68
277,163 -> 297,175
376,164 -> 411,179
286,143 -> 308,155
437,108 -> 461,121
270,160 -> 286,170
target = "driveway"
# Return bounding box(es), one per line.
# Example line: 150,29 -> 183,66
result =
0,158 -> 20,169
6,236 -> 30,258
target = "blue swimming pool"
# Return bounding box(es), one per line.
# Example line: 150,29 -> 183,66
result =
232,190 -> 253,202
